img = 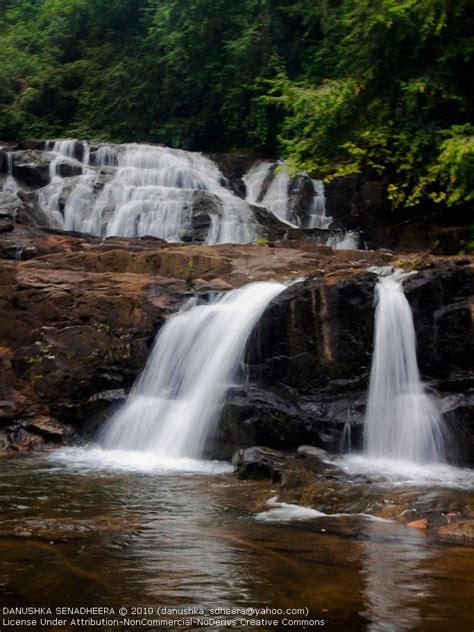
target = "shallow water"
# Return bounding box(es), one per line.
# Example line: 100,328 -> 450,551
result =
0,450 -> 473,631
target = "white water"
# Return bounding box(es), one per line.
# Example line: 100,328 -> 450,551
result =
307,178 -> 331,229
243,160 -> 359,248
339,421 -> 352,453
255,496 -> 392,523
1,151 -> 19,196
38,140 -> 257,243
243,161 -> 295,225
336,454 -> 474,489
48,446 -> 233,475
100,281 -> 286,460
364,268 -> 446,464
11,139 -> 360,247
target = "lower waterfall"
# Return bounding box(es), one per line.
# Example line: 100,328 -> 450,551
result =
363,268 -> 446,463
100,281 -> 286,459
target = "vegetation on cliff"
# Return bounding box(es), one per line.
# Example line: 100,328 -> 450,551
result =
0,0 -> 473,208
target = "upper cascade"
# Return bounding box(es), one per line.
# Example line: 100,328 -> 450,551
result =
39,140 -> 257,244
1,139 -> 360,248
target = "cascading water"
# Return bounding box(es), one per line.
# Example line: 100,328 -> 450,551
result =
38,141 -> 257,244
364,268 -> 446,463
100,281 -> 286,460
306,179 -> 331,230
243,160 -> 359,248
2,151 -> 19,196
10,139 -> 361,248
243,161 -> 295,225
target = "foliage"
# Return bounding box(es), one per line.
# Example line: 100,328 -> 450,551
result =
0,0 -> 472,208
266,0 -> 474,207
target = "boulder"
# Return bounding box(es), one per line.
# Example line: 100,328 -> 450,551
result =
0,190 -> 26,222
233,446 -> 289,481
27,415 -> 74,441
11,150 -> 51,187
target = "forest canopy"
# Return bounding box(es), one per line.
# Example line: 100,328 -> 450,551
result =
0,0 -> 473,207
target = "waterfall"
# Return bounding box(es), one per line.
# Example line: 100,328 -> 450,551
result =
243,161 -> 295,225
243,160 -> 359,248
100,281 -> 286,459
38,140 -> 86,228
3,151 -> 19,195
38,141 -> 257,244
364,268 -> 445,463
306,179 -> 331,230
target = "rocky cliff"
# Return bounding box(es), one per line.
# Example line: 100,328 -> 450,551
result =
0,218 -> 472,463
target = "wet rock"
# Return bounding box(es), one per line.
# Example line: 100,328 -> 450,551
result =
27,415 -> 74,441
0,217 -> 471,459
0,150 -> 6,174
0,401 -> 15,422
248,275 -> 375,394
11,150 -> 51,187
13,140 -> 47,151
9,428 -> 45,452
288,176 -> 316,225
297,445 -> 329,459
0,222 -> 14,234
206,152 -> 255,198
0,191 -> 26,222
56,162 -> 82,178
434,519 -> 474,541
219,386 -> 315,449
183,190 -> 217,242
233,446 -> 289,481
403,265 -> 474,378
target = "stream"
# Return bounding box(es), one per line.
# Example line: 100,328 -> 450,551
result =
0,449 -> 472,631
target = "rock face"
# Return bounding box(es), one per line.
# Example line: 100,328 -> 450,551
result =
217,259 -> 474,463
0,230 -> 195,452
325,174 -> 474,253
0,213 -> 472,461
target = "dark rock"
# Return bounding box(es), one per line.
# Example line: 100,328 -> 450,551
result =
288,176 -> 315,225
233,446 -> 289,481
403,265 -> 474,377
297,445 -> 329,459
251,205 -> 287,241
0,191 -> 26,222
206,152 -> 257,198
0,400 -> 15,423
219,386 -> 313,448
188,191 -> 217,242
56,162 -> 82,178
27,415 -> 74,441
13,140 -> 47,151
11,150 -> 51,187
0,222 -> 14,234
248,275 -> 375,393
440,392 -> 474,464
